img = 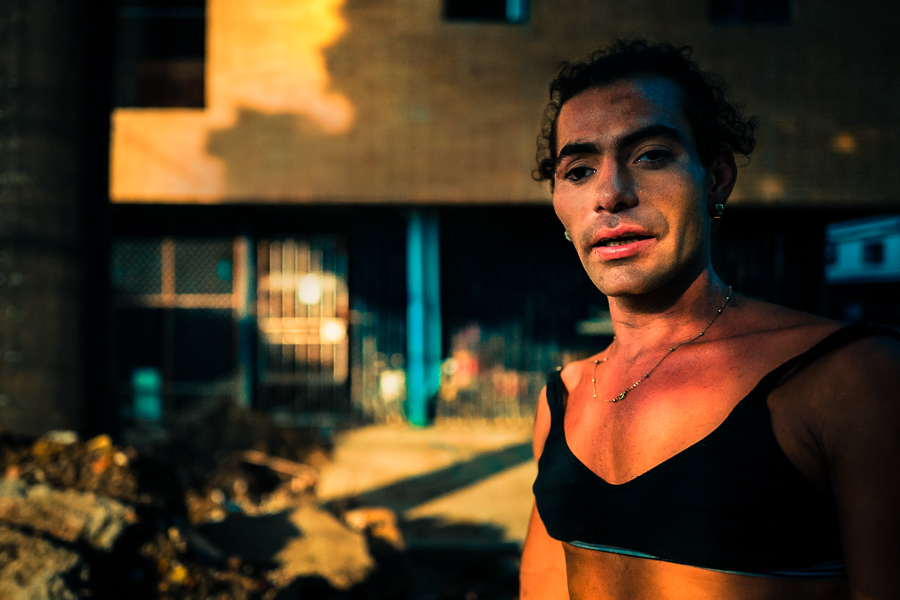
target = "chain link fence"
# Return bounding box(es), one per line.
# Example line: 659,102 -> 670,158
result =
111,234 -> 551,426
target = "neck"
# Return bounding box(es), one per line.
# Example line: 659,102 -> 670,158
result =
606,271 -> 731,358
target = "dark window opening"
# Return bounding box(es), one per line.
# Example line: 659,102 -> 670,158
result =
709,0 -> 791,24
864,242 -> 885,265
113,0 -> 206,108
444,0 -> 529,23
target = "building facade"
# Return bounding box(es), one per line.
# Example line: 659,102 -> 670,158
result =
7,0 -> 896,433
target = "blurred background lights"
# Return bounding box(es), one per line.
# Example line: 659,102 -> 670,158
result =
297,273 -> 322,304
831,132 -> 858,154
320,318 -> 347,343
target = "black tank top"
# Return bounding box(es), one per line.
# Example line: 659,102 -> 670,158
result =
533,323 -> 899,579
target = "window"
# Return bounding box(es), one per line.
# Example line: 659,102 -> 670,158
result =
864,242 -> 885,265
444,0 -> 529,23
709,0 -> 791,25
113,0 -> 206,108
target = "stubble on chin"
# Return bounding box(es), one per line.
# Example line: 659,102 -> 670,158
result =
585,258 -> 679,299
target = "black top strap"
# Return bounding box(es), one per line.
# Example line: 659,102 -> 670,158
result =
545,369 -> 565,417
753,322 -> 899,396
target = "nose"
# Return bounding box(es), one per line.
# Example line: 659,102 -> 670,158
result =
594,160 -> 638,213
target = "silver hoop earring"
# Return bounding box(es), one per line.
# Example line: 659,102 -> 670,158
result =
711,203 -> 725,218
564,231 -> 572,242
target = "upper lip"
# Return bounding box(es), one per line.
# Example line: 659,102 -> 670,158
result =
590,225 -> 654,247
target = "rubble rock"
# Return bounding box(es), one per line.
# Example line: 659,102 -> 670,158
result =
0,431 -> 181,512
0,479 -> 134,549
343,506 -> 405,550
139,398 -> 331,488
136,528 -> 276,600
0,525 -> 82,600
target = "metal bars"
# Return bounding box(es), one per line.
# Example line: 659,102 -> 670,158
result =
111,235 -> 350,421
255,237 -> 350,422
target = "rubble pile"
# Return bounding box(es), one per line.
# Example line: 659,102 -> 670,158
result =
0,402 -> 374,600
0,428 -> 287,599
0,405 -> 521,599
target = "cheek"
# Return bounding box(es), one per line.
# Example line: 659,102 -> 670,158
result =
671,207 -> 709,255
665,176 -> 708,221
552,194 -> 573,227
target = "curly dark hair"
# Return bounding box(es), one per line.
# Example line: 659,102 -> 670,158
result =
535,39 -> 757,184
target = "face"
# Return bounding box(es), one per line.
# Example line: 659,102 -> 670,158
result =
552,76 -> 733,298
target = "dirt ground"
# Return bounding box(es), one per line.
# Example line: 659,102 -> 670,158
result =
318,423 -> 535,548
317,422 -> 535,599
0,408 -> 533,599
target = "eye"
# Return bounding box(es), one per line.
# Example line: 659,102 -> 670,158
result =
565,166 -> 596,182
635,149 -> 672,165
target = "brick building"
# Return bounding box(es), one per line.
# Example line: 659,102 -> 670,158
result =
2,0 -> 898,433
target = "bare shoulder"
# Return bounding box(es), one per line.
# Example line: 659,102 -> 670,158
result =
775,321 -> 900,457
791,324 -> 900,408
725,294 -> 841,340
558,359 -> 588,395
739,292 -> 900,416
782,318 -> 900,384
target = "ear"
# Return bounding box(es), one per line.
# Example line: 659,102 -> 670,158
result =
705,153 -> 737,211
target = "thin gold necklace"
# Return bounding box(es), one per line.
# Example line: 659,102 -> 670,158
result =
592,286 -> 733,403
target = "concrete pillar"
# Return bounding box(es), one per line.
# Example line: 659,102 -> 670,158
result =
0,1 -> 112,436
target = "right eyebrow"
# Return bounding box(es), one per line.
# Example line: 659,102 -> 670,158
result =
554,141 -> 600,170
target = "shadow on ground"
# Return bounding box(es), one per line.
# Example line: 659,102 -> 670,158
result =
198,510 -> 301,566
324,442 -> 532,514
314,440 -> 530,599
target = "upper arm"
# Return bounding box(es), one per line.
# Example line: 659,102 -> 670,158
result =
520,383 -> 569,599
815,336 -> 900,599
533,383 -> 553,462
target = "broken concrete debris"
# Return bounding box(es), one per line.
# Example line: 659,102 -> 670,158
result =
0,419 -> 385,599
0,479 -> 135,549
0,525 -> 83,600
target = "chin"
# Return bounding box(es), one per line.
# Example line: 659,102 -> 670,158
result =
590,253 -> 707,299
593,279 -> 650,298
592,269 -> 675,298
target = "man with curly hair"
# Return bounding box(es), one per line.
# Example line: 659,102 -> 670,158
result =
521,40 -> 900,600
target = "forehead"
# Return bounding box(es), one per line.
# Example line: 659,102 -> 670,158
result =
556,77 -> 693,149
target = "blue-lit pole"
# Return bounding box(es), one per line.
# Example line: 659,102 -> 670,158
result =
406,211 -> 442,427
236,236 -> 256,409
506,0 -> 528,23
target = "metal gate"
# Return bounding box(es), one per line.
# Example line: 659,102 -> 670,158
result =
111,237 -> 238,414
254,238 -> 350,422
111,235 -> 350,423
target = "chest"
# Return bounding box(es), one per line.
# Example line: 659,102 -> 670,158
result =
563,346 -> 789,486
535,362 -> 844,574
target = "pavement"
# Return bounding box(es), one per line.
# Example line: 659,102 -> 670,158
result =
316,422 -> 536,549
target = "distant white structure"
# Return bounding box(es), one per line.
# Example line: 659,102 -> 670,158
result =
825,215 -> 900,284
